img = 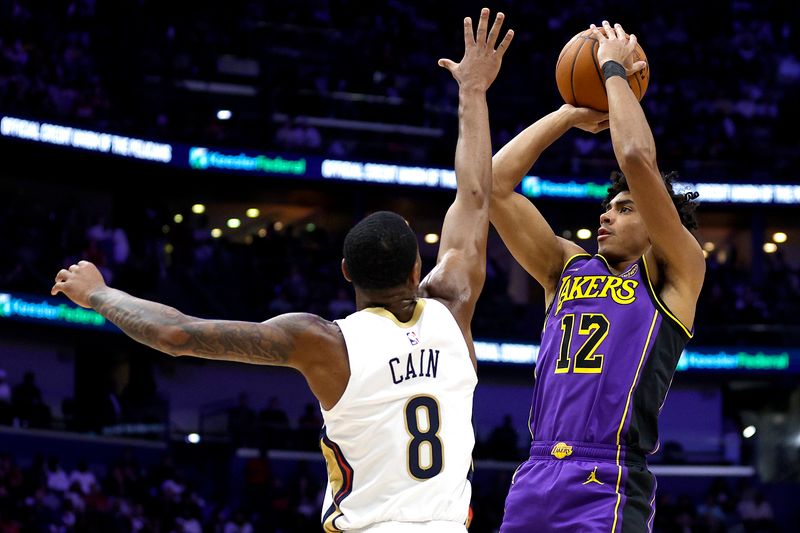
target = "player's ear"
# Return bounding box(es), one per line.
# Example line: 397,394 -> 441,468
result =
341,259 -> 352,283
409,254 -> 422,286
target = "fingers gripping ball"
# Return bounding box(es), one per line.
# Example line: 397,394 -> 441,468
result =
555,29 -> 649,112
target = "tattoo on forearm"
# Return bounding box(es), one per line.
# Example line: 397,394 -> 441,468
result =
173,320 -> 299,364
90,290 -> 180,346
90,290 -> 310,365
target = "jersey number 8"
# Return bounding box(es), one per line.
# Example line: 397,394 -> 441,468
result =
404,395 -> 443,480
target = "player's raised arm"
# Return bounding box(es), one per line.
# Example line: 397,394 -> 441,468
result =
51,261 -> 339,370
490,105 -> 607,301
420,8 -> 513,328
593,21 -> 704,323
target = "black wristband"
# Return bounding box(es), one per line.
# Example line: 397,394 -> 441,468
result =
602,61 -> 626,82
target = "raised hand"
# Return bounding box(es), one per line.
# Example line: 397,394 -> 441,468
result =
52,260 -> 108,308
438,8 -> 514,91
590,21 -> 647,76
561,104 -> 610,133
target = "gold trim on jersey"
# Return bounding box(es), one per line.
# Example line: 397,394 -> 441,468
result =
611,310 -> 658,533
527,403 -> 535,441
320,441 -> 345,533
641,255 -> 693,338
545,253 -> 592,323
594,253 -> 692,338
320,430 -> 353,533
594,253 -> 613,272
363,298 -> 426,327
560,253 -> 592,277
322,507 -> 344,533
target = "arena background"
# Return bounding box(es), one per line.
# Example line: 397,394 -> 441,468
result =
0,0 -> 798,531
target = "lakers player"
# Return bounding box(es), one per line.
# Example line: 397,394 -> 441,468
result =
490,22 -> 705,532
51,8 -> 513,532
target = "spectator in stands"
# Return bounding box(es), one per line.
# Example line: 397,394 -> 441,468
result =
45,456 -> 69,493
11,371 -> 45,427
81,380 -> 124,433
257,396 -> 290,449
228,392 -> 256,448
737,489 -> 777,532
68,459 -> 97,495
296,403 -> 321,451
697,492 -> 727,532
222,510 -> 254,533
486,415 -> 521,461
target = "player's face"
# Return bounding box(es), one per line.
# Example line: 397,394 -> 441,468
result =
597,192 -> 649,260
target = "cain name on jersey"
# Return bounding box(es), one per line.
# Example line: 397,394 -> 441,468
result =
389,349 -> 440,384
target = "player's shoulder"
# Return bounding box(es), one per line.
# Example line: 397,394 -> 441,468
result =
268,312 -> 343,347
553,238 -> 590,274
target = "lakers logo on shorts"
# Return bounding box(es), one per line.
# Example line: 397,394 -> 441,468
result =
550,442 -> 573,459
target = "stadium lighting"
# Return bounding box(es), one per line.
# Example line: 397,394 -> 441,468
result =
174,214 -> 184,223
772,232 -> 787,243
216,110 -> 232,120
211,228 -> 222,238
192,204 -> 206,214
424,233 -> 439,244
743,426 -> 756,439
703,242 -> 715,252
186,433 -> 201,444
246,208 -> 260,218
576,228 -> 592,240
763,242 -> 778,254
227,218 -> 241,229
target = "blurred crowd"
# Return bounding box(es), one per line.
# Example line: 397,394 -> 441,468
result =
0,0 -> 798,181
1,190 -> 798,347
0,447 -> 784,532
0,2 -> 797,528
0,449 -> 326,532
1,0 -> 798,341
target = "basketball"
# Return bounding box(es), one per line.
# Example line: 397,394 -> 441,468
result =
555,29 -> 649,112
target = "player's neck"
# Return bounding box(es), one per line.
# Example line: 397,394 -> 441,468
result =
355,287 -> 419,322
598,252 -> 640,276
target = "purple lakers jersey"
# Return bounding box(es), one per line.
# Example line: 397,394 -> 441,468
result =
529,254 -> 692,454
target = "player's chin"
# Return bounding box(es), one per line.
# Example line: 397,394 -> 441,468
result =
597,240 -> 614,256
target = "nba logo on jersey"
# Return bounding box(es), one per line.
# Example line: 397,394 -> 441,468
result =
406,331 -> 420,345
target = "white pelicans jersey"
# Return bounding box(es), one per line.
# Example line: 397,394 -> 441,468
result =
320,298 -> 477,532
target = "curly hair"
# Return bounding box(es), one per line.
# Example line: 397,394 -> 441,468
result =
343,211 -> 419,290
603,171 -> 700,230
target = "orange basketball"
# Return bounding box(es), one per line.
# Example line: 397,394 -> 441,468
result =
555,29 -> 649,112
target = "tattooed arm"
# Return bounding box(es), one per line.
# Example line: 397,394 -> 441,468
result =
52,261 -> 341,369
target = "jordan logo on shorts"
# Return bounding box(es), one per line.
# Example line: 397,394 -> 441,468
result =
582,466 -> 604,485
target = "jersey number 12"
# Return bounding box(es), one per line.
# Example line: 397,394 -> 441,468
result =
555,313 -> 609,374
